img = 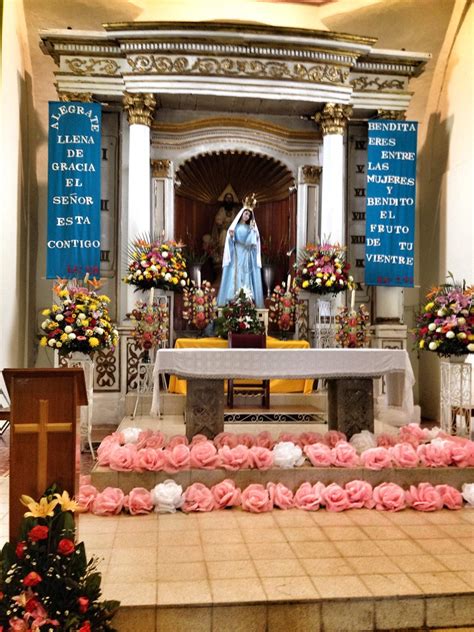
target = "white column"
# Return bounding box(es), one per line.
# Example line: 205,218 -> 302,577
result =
151,159 -> 174,238
297,165 -> 322,250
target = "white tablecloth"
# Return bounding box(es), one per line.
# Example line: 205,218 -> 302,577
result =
152,348 -> 415,419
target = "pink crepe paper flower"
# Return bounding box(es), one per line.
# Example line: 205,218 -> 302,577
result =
435,484 -> 463,510
398,423 -> 426,447
254,431 -> 275,449
182,483 -> 215,513
278,432 -> 302,447
190,441 -> 221,469
163,444 -> 191,473
299,431 -> 323,447
417,443 -> 451,468
304,443 -> 332,467
390,442 -> 419,468
241,484 -> 273,513
77,484 -> 98,511
190,433 -> 209,446
322,483 -> 350,512
372,482 -> 406,511
79,474 -> 92,486
108,444 -> 138,471
137,430 -> 166,450
211,479 -> 241,509
214,432 -> 239,449
324,430 -> 347,448
237,433 -> 256,448
135,447 -> 166,471
331,442 -> 360,468
124,487 -> 154,515
96,433 -> 121,466
345,480 -> 375,509
91,487 -> 125,515
447,442 -> 472,468
267,482 -> 294,509
377,433 -> 398,448
167,434 -> 189,449
249,446 -> 274,470
294,482 -> 325,510
406,483 -> 443,511
218,445 -> 251,471
361,447 -> 392,470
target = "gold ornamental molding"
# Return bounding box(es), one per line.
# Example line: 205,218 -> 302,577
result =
151,159 -> 171,178
314,103 -> 353,135
376,110 -> 406,120
349,76 -> 405,92
301,166 -> 322,185
123,92 -> 157,127
65,57 -> 121,76
57,91 -> 93,102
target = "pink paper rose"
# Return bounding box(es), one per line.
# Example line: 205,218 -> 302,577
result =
390,442 -> 419,468
211,479 -> 241,509
331,442 -> 360,468
299,431 -> 323,447
255,431 -> 275,449
435,484 -> 463,510
417,443 -> 451,467
322,483 -> 350,512
448,442 -> 471,468
377,433 -> 398,448
190,433 -> 209,446
144,431 -> 166,450
345,480 -> 375,509
214,432 -> 239,449
182,483 -> 215,513
399,423 -> 426,447
304,443 -> 332,467
124,487 -> 154,515
237,433 -> 256,448
278,432 -> 302,447
267,482 -> 294,509
135,447 -> 166,471
79,474 -> 91,486
167,434 -> 189,449
190,441 -> 221,469
219,445 -> 251,471
294,482 -> 325,510
249,446 -> 274,470
163,444 -> 191,473
108,444 -> 138,471
324,430 -> 347,448
77,484 -> 98,511
361,447 -> 392,470
372,482 -> 406,511
96,434 -> 121,466
91,487 -> 125,515
406,483 -> 443,511
241,484 -> 273,513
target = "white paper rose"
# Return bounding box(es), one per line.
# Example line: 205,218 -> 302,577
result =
121,427 -> 142,444
349,430 -> 377,454
424,427 -> 441,442
461,483 -> 474,507
151,479 -> 184,513
272,441 -> 305,468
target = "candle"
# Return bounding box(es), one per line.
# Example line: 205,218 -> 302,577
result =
287,274 -> 291,289
149,286 -> 155,307
350,289 -> 355,313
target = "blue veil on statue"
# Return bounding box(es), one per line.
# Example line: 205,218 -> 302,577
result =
216,196 -> 264,308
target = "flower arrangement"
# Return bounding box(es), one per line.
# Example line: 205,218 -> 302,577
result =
0,485 -> 119,631
413,278 -> 474,356
268,282 -> 298,333
214,288 -> 264,338
129,295 -> 168,351
293,242 -> 354,295
39,278 -> 119,356
335,304 -> 370,348
182,281 -> 217,332
123,235 -> 188,292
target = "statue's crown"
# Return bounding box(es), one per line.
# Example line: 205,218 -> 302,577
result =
242,193 -> 257,211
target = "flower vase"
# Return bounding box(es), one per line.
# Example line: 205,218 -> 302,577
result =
440,355 -> 472,436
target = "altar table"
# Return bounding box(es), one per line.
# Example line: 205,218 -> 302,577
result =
168,337 -> 314,395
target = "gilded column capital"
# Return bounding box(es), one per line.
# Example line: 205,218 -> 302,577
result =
123,92 -> 157,126
376,109 -> 406,120
151,159 -> 171,178
57,91 -> 93,102
314,103 -> 352,135
301,165 -> 322,185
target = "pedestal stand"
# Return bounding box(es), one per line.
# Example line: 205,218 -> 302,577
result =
66,353 -> 94,457
440,357 -> 472,436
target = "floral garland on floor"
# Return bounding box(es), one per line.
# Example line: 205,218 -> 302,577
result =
95,425 -> 474,472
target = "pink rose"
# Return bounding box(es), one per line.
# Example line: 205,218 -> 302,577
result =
124,487 -> 154,515
96,434 -> 121,466
390,442 -> 419,468
167,434 -> 189,449
448,443 -> 471,468
267,482 -> 294,509
79,474 -> 91,486
304,443 -> 332,467
435,484 -> 463,510
299,432 -> 323,447
211,479 -> 241,509
372,482 -> 406,511
190,441 -> 221,469
214,432 -> 239,449
136,429 -> 152,450
108,444 -> 138,471
331,442 -> 360,468
237,433 -> 255,448
294,482 -> 325,510
219,445 -> 251,471
278,432 -> 302,447
182,483 -> 215,513
345,480 -> 375,509
249,446 -> 274,470
417,443 -> 451,467
135,447 -> 166,471
322,483 -> 350,512
241,484 -> 273,513
254,431 -> 275,449
91,487 -> 125,515
144,431 -> 166,450
163,444 -> 191,473
190,433 -> 209,446
324,430 -> 347,448
399,423 -> 426,447
377,433 -> 398,448
361,447 -> 392,470
406,483 -> 443,511
76,484 -> 98,511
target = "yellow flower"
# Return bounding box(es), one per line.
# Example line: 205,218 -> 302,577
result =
60,333 -> 68,342
58,289 -> 68,298
425,302 -> 434,311
40,337 -> 48,347
172,277 -> 178,284
52,304 -> 60,312
21,495 -> 59,518
41,308 -> 51,316
89,336 -> 100,347
419,340 -> 425,349
302,280 -> 309,288
54,490 -> 80,512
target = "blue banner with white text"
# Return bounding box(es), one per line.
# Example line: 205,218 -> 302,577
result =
46,101 -> 101,279
364,120 -> 417,287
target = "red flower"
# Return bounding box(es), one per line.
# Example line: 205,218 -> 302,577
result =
23,571 -> 42,586
25,597 -> 40,613
28,525 -> 49,542
15,541 -> 27,558
78,622 -> 91,632
57,538 -> 75,556
78,596 -> 89,613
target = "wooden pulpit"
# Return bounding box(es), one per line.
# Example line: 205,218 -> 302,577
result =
3,368 -> 87,541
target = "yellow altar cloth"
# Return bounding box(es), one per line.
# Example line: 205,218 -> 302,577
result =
168,337 -> 314,394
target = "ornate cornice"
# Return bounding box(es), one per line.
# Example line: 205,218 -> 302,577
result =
376,109 -> 406,120
64,57 -> 121,76
151,159 -> 171,178
58,91 -> 93,102
349,76 -> 405,92
301,166 -> 322,185
123,92 -> 156,126
314,103 -> 353,135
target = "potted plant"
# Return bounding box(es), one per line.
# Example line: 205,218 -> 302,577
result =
214,288 -> 264,339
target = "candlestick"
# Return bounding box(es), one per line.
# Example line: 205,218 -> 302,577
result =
287,274 -> 291,289
149,286 -> 155,307
350,289 -> 355,313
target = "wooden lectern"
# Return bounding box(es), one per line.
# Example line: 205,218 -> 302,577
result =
3,368 -> 87,541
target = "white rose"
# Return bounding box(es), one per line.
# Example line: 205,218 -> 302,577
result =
165,273 -> 172,281
428,341 -> 438,351
428,323 -> 436,331
180,279 -> 186,286
64,325 -> 73,333
162,251 -> 168,258
461,483 -> 474,507
458,317 -> 466,325
41,320 -> 48,329
349,430 -> 377,454
78,313 -> 86,320
445,331 -> 455,339
121,427 -> 142,444
95,327 -> 104,335
437,309 -> 445,317
68,333 -> 76,340
468,343 -> 474,352
303,268 -> 308,274
272,442 -> 304,468
55,314 -> 64,321
183,272 -> 188,278
151,479 -> 184,513
48,339 -> 55,347
56,341 -> 62,348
